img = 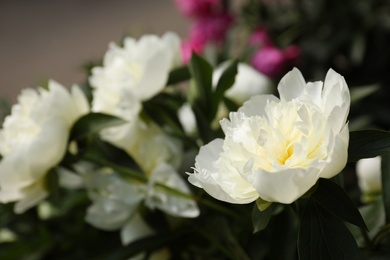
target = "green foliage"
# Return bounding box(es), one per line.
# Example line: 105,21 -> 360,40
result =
312,178 -> 367,230
298,199 -> 362,260
70,113 -> 126,140
348,130 -> 390,162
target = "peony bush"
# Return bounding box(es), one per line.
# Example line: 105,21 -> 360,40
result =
1,1 -> 390,258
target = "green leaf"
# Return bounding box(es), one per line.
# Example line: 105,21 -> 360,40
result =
191,104 -> 215,144
166,66 -> 190,85
211,60 -> 238,118
188,52 -> 213,121
348,130 -> 390,162
252,203 -> 279,233
298,199 -> 362,260
381,154 -> 390,224
312,178 -> 367,230
70,113 -> 126,140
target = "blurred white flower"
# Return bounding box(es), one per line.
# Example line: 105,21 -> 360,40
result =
212,61 -> 274,104
82,165 -> 199,245
90,32 -> 182,156
0,81 -> 88,213
90,32 -> 181,108
356,156 -> 382,195
107,119 -> 183,175
178,103 -> 197,135
145,163 -> 200,218
189,68 -> 350,204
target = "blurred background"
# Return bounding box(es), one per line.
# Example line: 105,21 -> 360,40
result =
0,0 -> 189,102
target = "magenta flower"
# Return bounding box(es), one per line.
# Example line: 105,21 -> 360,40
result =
189,12 -> 234,45
249,27 -> 272,47
251,45 -> 300,78
180,37 -> 206,64
174,0 -> 222,18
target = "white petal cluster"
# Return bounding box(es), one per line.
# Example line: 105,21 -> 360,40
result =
0,81 -> 89,213
189,68 -> 350,204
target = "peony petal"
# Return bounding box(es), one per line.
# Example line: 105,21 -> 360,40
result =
319,123 -> 349,179
322,69 -> 350,123
251,166 -> 321,204
27,118 -> 69,179
213,62 -> 274,104
14,180 -> 48,214
238,94 -> 279,117
277,68 -> 307,101
70,85 -> 90,117
133,50 -> 172,101
356,156 -> 382,194
85,197 -> 135,231
120,213 -> 154,246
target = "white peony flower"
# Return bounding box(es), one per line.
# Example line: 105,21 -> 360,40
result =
0,81 -> 89,213
356,156 -> 382,195
90,32 -> 182,151
212,61 -> 274,104
188,68 -> 350,204
90,32 -> 181,108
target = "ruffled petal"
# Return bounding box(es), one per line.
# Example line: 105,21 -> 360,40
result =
189,139 -> 258,204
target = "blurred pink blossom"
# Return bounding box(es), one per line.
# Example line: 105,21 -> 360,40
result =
180,37 -> 205,64
249,27 -> 272,47
251,44 -> 300,78
189,12 -> 234,45
174,0 -> 222,18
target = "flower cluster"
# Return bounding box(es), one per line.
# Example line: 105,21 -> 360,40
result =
175,0 -> 234,63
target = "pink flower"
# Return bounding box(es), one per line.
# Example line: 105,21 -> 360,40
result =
181,37 -> 206,64
249,27 -> 272,47
174,0 -> 222,18
251,45 -> 300,78
189,12 -> 234,45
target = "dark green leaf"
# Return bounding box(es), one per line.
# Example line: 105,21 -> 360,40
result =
191,104 -> 215,144
188,52 -> 213,120
252,203 -> 278,233
298,199 -> 362,260
70,113 -> 126,140
166,66 -> 190,85
223,97 -> 239,112
211,60 -> 238,118
312,178 -> 367,230
107,229 -> 189,259
348,130 -> 390,162
381,154 -> 390,224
